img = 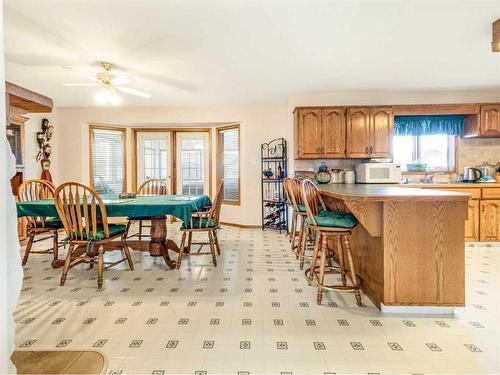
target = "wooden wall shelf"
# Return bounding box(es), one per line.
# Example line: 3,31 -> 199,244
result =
6,81 -> 53,113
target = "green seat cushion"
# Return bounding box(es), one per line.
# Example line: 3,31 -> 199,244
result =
75,224 -> 127,241
34,217 -> 64,229
182,217 -> 219,229
297,205 -> 307,212
306,210 -> 358,229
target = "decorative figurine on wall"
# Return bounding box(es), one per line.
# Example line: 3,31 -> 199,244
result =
36,118 -> 54,182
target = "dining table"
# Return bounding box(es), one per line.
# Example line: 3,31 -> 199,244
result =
16,194 -> 212,269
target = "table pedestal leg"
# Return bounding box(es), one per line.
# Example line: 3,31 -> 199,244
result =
149,216 -> 177,269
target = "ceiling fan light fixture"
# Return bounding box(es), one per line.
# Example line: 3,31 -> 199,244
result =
94,88 -> 122,105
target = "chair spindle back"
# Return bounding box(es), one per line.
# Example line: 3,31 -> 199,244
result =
54,182 -> 110,242
284,177 -> 303,211
138,179 -> 169,195
209,182 -> 224,224
18,179 -> 56,227
300,179 -> 326,226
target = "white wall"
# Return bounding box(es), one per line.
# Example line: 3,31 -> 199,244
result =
287,89 -> 500,173
55,105 -> 287,226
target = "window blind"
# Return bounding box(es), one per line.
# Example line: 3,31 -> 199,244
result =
218,127 -> 240,203
91,128 -> 125,194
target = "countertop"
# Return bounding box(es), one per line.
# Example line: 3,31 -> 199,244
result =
396,182 -> 499,188
318,183 -> 471,201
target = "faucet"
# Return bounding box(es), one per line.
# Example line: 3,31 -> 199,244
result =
420,172 -> 443,184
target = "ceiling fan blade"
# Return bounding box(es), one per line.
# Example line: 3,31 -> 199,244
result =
62,66 -> 98,81
112,75 -> 132,86
62,83 -> 100,87
117,86 -> 151,98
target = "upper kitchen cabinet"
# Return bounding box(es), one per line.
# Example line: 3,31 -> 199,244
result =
295,108 -> 322,158
321,108 -> 346,158
480,105 -> 500,136
294,107 -> 346,159
346,107 -> 393,158
346,108 -> 370,158
370,107 -> 393,157
464,104 -> 500,137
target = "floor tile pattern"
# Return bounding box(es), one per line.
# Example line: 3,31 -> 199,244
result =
14,224 -> 500,374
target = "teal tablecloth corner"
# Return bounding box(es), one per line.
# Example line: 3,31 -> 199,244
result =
16,194 -> 212,225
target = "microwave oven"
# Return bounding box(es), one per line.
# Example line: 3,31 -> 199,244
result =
356,163 -> 402,183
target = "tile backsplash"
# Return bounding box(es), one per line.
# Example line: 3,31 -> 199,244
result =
456,138 -> 500,171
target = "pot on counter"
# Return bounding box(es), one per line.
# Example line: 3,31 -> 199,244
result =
463,167 -> 483,182
475,161 -> 497,178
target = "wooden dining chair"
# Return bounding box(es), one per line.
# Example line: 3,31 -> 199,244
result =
176,182 -> 223,269
18,179 -> 64,266
55,182 -> 134,289
301,179 -> 362,306
284,177 -> 309,264
127,178 -> 169,240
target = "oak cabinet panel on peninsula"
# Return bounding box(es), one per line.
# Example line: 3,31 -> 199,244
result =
480,200 -> 500,241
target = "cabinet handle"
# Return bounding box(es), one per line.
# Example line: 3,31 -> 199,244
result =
365,146 -> 368,154
370,146 -> 373,154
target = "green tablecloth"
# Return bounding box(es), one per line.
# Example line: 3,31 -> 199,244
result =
16,194 -> 212,224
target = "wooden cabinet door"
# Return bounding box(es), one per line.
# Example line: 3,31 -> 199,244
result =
480,105 -> 500,136
465,199 -> 479,242
369,107 -> 393,158
321,108 -> 346,158
295,108 -> 322,159
480,200 -> 500,241
346,108 -> 370,158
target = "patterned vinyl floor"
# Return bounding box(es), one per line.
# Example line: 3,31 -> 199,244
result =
14,224 -> 500,375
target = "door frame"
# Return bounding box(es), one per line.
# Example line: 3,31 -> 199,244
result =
131,127 -> 212,197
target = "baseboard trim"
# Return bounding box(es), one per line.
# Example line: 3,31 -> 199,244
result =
380,303 -> 455,315
220,221 -> 261,229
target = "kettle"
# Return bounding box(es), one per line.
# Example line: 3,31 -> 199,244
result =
463,167 -> 483,183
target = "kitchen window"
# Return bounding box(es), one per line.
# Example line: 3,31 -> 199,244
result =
89,125 -> 127,194
217,124 -> 240,204
393,134 -> 455,172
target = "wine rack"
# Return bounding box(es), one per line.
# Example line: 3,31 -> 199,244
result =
261,138 -> 288,233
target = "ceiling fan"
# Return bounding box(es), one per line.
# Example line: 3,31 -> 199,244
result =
62,62 -> 151,104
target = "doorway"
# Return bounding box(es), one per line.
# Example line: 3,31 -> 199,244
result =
132,128 -> 211,196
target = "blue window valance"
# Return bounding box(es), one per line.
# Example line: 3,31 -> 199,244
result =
394,115 -> 464,136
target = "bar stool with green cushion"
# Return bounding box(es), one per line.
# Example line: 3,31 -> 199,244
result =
18,179 -> 64,266
301,179 -> 362,306
284,177 -> 312,269
55,182 -> 134,289
127,178 -> 169,240
176,182 -> 223,269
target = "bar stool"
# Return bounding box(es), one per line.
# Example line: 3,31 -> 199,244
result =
283,178 -> 307,258
301,179 -> 362,306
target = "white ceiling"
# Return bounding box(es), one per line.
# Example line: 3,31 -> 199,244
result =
4,0 -> 500,107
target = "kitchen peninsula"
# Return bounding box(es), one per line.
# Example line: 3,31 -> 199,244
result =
318,184 -> 470,311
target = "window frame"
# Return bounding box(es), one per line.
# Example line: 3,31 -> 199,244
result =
216,124 -> 241,205
393,134 -> 457,173
89,124 -> 127,193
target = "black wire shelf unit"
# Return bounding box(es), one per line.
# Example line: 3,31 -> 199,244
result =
261,138 -> 288,233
